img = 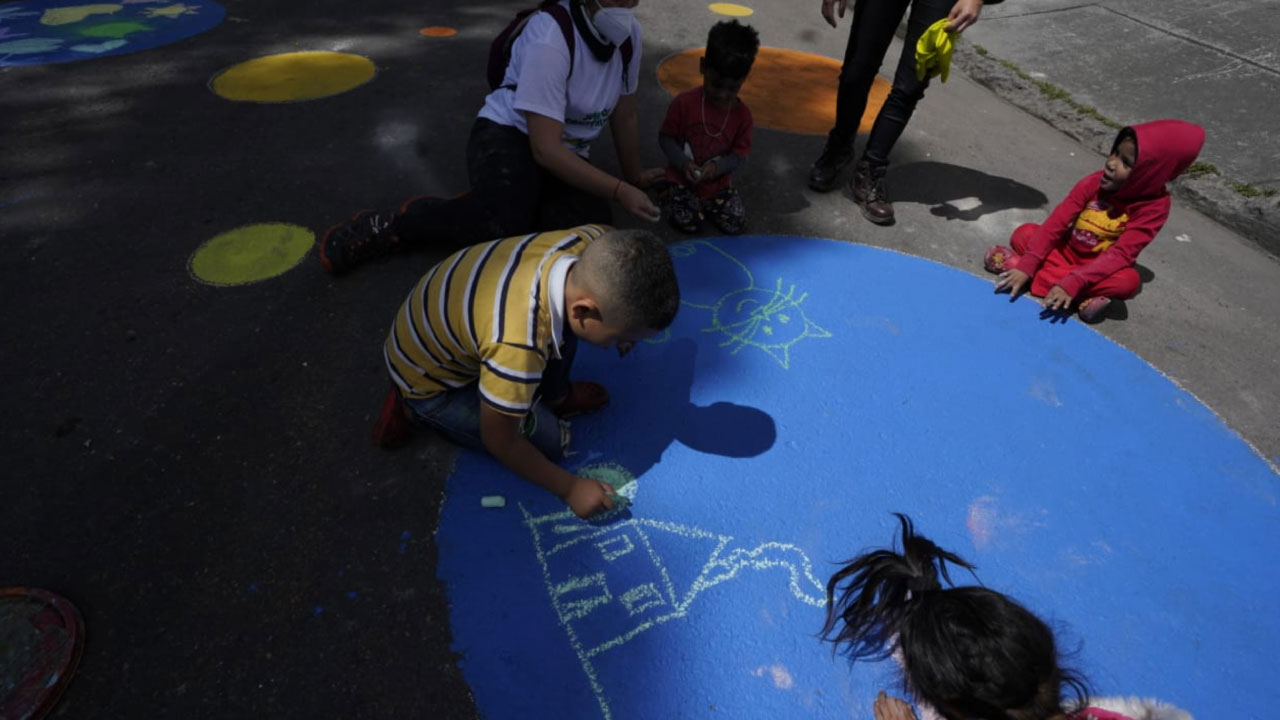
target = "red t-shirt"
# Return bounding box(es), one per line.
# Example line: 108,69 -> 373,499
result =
659,86 -> 753,198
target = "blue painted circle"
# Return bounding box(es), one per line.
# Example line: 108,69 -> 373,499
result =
0,1 -> 225,68
437,236 -> 1278,719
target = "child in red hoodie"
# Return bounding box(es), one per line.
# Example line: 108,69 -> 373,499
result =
984,120 -> 1205,323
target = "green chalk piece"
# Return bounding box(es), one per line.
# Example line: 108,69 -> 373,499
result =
480,495 -> 506,508
578,462 -> 636,514
601,490 -> 630,514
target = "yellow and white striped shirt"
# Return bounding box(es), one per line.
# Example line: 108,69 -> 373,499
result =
384,224 -> 607,415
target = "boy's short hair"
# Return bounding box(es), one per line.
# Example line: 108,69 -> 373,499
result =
577,230 -> 680,331
705,20 -> 759,80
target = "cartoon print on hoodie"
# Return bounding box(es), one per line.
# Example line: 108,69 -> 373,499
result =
1071,695 -> 1194,720
910,695 -> 1194,720
1012,119 -> 1206,298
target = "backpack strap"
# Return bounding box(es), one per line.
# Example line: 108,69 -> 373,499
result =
619,36 -> 633,91
499,3 -> 576,91
545,3 -> 577,82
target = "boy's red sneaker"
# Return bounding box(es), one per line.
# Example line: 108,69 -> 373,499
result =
319,210 -> 400,275
1077,296 -> 1112,324
371,386 -> 413,448
548,382 -> 610,418
984,245 -> 1020,274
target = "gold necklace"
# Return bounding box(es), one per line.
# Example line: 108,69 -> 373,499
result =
700,92 -> 732,138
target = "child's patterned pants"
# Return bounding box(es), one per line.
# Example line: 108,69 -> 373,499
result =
662,184 -> 746,236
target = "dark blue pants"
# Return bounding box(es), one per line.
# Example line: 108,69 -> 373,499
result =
393,118 -> 612,247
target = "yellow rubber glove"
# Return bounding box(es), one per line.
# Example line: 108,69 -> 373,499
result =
915,18 -> 956,82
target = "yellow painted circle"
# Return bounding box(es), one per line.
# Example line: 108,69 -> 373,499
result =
657,46 -> 890,135
189,223 -> 315,286
708,2 -> 754,16
209,51 -> 376,103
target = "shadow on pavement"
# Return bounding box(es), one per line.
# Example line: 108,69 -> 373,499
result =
889,160 -> 1048,221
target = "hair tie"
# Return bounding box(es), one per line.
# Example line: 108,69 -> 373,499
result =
907,574 -> 937,596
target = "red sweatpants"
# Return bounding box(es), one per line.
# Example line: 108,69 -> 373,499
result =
1011,223 -> 1140,299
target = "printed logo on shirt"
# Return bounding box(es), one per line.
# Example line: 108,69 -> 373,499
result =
566,107 -> 613,129
1072,200 -> 1127,253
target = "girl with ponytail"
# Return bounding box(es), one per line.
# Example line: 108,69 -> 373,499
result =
822,514 -> 1191,720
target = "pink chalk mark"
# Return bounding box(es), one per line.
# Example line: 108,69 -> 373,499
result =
966,496 -> 997,550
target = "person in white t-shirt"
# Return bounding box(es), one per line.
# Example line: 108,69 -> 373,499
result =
319,0 -> 663,275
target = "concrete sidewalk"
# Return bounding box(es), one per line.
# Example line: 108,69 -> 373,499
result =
958,0 -> 1280,252
971,0 -> 1280,187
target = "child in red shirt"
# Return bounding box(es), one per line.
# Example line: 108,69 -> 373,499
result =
657,20 -> 758,235
985,119 -> 1205,323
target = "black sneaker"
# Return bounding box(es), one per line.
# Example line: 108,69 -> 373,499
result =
318,210 -> 400,274
808,142 -> 854,192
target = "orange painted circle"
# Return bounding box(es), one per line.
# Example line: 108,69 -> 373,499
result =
657,47 -> 891,135
420,26 -> 457,37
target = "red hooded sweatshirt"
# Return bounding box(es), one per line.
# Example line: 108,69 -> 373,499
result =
1012,120 -> 1206,298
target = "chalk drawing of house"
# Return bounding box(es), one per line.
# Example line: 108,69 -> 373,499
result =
520,504 -> 827,719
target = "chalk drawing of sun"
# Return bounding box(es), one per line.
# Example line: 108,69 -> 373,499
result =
666,241 -> 831,369
706,279 -> 830,369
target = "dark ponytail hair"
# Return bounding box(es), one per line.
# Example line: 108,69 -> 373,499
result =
822,514 -> 1090,720
821,514 -> 972,661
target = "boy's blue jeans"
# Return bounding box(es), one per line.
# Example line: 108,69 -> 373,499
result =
401,332 -> 576,460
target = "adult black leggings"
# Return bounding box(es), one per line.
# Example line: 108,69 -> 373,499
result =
829,0 -> 953,169
392,118 -> 613,247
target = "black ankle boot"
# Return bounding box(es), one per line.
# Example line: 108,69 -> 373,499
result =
808,140 -> 854,192
851,160 -> 895,225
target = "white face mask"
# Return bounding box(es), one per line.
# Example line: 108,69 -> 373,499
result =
591,2 -> 634,47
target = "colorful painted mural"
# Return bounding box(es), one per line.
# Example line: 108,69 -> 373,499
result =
0,0 -> 225,67
437,236 -> 1279,719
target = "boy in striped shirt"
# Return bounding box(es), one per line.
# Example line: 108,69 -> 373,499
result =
377,225 -> 680,519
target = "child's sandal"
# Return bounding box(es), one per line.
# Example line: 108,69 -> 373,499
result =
548,381 -> 610,418
984,245 -> 1019,274
1077,296 -> 1112,324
